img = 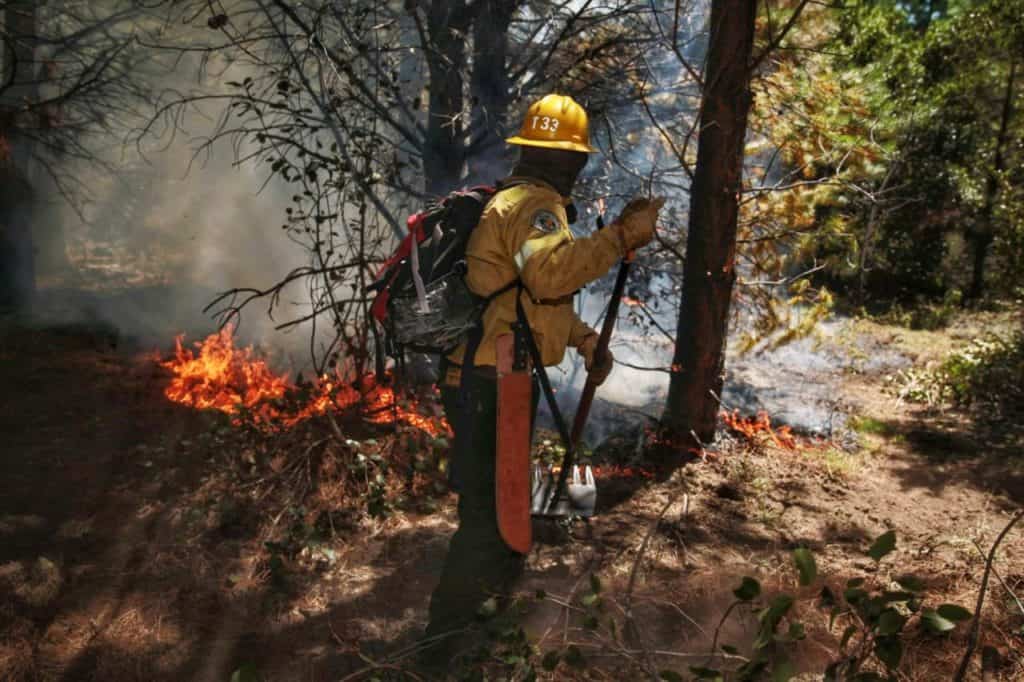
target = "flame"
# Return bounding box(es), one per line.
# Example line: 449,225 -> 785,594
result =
721,409 -> 796,450
596,197 -> 606,216
621,296 -> 643,307
161,328 -> 450,436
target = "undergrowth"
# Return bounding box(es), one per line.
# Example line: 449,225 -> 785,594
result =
889,330 -> 1024,422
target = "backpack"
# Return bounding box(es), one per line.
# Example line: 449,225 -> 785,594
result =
368,185 -> 518,356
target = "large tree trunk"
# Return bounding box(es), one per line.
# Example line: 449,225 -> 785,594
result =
466,0 -> 515,184
663,0 -> 756,446
0,0 -> 38,312
967,58 -> 1016,302
422,0 -> 475,196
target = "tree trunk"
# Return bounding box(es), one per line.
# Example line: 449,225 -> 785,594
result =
663,0 -> 756,446
0,0 -> 38,312
422,0 -> 474,196
967,58 -> 1015,301
466,0 -> 515,184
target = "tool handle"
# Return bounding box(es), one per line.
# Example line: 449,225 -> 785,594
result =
549,247 -> 632,511
569,254 -> 632,445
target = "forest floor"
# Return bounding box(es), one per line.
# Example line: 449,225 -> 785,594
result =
0,306 -> 1022,681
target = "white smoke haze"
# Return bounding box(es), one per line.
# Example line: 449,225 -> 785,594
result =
33,49 -> 324,370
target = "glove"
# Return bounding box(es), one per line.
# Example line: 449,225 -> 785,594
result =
578,333 -> 614,386
611,196 -> 665,254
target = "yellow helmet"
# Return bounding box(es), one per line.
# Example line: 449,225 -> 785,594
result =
505,94 -> 597,153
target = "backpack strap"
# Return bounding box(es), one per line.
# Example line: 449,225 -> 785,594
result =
512,285 -> 572,450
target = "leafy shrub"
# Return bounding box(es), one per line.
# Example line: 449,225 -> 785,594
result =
688,530 -> 971,681
891,331 -> 1024,419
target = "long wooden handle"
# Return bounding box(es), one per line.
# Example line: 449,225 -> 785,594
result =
547,248 -> 632,512
570,253 -> 632,446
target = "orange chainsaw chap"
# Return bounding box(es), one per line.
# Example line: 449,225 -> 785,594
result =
494,333 -> 533,554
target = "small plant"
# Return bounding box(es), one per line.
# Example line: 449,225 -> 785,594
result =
689,530 -> 972,681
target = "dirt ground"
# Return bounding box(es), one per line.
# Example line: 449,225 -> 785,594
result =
0,310 -> 1022,681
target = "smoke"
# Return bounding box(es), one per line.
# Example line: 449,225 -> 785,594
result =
32,48 -> 317,368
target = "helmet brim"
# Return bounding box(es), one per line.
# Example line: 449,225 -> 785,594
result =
505,136 -> 598,154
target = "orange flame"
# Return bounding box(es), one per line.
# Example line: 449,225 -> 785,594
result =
721,409 -> 796,450
621,296 -> 643,307
161,328 -> 450,436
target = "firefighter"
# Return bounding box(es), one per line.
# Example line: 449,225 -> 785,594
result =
420,93 -> 664,669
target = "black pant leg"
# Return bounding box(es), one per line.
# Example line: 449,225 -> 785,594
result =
425,375 -> 525,639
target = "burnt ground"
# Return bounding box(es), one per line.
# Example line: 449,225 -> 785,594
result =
1,310 -> 1022,681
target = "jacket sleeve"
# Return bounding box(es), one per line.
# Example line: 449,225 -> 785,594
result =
503,193 -> 624,301
568,312 -> 597,349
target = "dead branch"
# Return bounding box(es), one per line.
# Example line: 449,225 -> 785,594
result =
954,508 -> 1024,682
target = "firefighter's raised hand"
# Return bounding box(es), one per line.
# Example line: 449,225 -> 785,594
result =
611,196 -> 665,254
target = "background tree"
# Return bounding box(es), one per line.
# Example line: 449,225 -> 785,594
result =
0,0 -> 158,312
662,0 -> 812,445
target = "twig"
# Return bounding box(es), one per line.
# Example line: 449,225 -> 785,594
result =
954,509 -> 1024,682
971,540 -> 1024,619
623,472 -> 688,680
706,600 -> 742,667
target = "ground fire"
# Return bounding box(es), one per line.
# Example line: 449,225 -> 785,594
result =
161,327 -> 450,436
720,408 -> 797,450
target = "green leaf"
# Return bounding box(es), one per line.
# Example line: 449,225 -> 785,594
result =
819,585 -> 837,610
762,594 -> 795,626
541,650 -> 560,671
876,608 -> 906,636
880,591 -> 915,604
844,587 -> 869,605
581,593 -> 600,607
658,670 -> 685,682
868,530 -> 897,561
936,604 -> 973,622
589,573 -> 603,594
733,576 -> 761,602
895,574 -> 926,592
921,608 -> 956,634
686,668 -> 722,681
792,548 -> 817,586
874,635 -> 903,670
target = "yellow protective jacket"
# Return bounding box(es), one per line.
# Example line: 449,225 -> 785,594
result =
447,177 -> 627,370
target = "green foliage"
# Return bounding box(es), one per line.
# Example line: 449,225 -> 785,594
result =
793,548 -> 818,586
759,0 -> 1024,305
734,576 -> 762,601
867,530 -> 897,561
699,531 -> 971,681
891,331 -> 1024,418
